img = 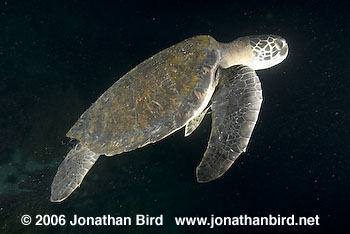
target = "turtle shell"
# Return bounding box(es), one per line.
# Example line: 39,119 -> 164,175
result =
67,35 -> 221,156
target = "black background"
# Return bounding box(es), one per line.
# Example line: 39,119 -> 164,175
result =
0,0 -> 349,233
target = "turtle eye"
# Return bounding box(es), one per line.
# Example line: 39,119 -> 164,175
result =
275,39 -> 284,50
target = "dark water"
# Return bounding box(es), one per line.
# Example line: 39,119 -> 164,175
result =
1,1 -> 349,233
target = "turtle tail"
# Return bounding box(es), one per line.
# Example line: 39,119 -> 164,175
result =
50,143 -> 100,202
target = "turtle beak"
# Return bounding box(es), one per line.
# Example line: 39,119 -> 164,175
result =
276,38 -> 288,57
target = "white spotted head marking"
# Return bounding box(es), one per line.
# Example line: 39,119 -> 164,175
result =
248,35 -> 289,70
219,34 -> 288,70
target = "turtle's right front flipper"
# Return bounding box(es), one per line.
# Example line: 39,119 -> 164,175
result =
50,143 -> 100,202
196,65 -> 263,183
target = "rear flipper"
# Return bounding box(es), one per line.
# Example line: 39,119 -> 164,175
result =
196,65 -> 263,182
50,143 -> 100,202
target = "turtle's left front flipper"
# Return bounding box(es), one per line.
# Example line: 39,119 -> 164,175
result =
196,65 -> 263,183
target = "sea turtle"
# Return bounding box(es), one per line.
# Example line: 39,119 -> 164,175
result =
50,34 -> 288,202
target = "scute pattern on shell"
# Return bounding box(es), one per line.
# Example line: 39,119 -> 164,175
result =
67,35 -> 221,155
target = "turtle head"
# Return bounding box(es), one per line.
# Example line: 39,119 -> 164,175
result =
247,35 -> 288,70
220,35 -> 288,70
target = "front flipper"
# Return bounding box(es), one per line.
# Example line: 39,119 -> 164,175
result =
196,65 -> 262,183
50,143 -> 100,202
185,107 -> 209,137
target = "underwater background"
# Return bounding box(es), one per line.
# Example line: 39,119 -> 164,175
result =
0,0 -> 349,233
